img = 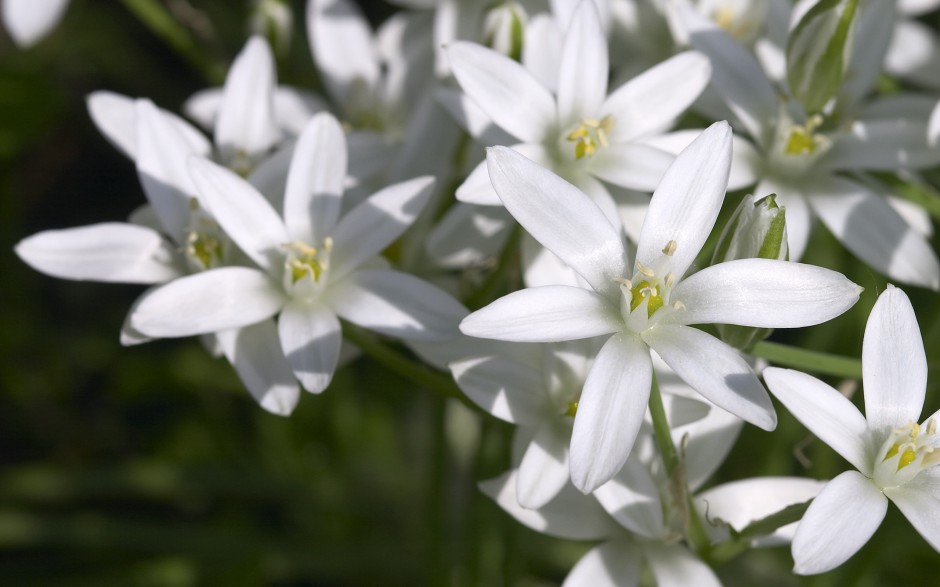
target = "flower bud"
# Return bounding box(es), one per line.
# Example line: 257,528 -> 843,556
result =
250,0 -> 293,58
483,2 -> 527,61
712,194 -> 788,349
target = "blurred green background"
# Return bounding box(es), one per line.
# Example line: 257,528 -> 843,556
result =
1,1 -> 939,585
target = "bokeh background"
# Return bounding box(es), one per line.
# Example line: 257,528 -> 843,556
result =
2,1 -> 939,585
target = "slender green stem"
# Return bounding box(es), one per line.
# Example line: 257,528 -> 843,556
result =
648,374 -> 679,476
120,0 -> 223,84
648,376 -> 710,557
708,499 -> 813,564
340,322 -> 477,410
466,224 -> 521,310
751,341 -> 862,379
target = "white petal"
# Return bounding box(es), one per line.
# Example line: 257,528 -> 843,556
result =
679,5 -> 777,148
862,285 -> 927,433
522,14 -> 562,92
2,0 -> 68,47
677,400 -> 743,491
885,467 -> 940,552
325,268 -> 465,342
763,367 -> 873,474
446,42 -> 556,143
588,143 -> 673,191
450,345 -> 546,426
283,113 -> 347,243
755,179 -> 811,261
346,130 -> 396,185
603,51 -> 711,143
644,325 -> 775,431
217,320 -> 300,416
188,156 -> 289,274
182,87 -> 219,131
521,233 -> 584,288
820,120 -> 940,172
136,99 -> 204,242
435,87 -> 514,146
839,1 -> 896,107
460,286 -> 620,343
594,456 -> 664,538
329,176 -> 435,280
278,301 -> 341,394
635,122 -> 731,280
640,129 -> 761,191
307,0 -> 379,104
479,470 -> 620,540
696,477 -> 826,547
809,175 -> 940,290
517,421 -> 572,509
86,91 -> 137,160
930,100 -> 940,146
556,0 -> 608,128
670,258 -> 861,328
216,36 -> 281,162
15,223 -> 181,284
131,267 -> 285,338
644,543 -> 721,587
791,470 -> 887,575
563,540 -> 641,587
486,146 -> 629,298
570,333 -> 652,493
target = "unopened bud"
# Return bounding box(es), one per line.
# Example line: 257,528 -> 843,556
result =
483,2 -> 527,61
250,0 -> 293,58
713,194 -> 788,350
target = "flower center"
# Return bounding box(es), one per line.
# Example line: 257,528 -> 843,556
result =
282,237 -> 333,300
183,199 -> 225,271
783,114 -> 829,156
618,240 -> 685,329
874,419 -> 940,488
566,115 -> 616,160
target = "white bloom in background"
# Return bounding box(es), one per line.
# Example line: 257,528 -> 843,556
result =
481,401 -> 823,586
130,113 -> 467,396
677,2 -> 940,290
451,336 -> 717,509
2,0 -> 69,47
306,0 -> 463,189
461,122 -> 863,493
884,0 -> 940,90
447,0 -> 710,218
765,285 -> 940,574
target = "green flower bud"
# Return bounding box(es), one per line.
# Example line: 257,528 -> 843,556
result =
483,2 -> 527,61
251,0 -> 293,58
712,194 -> 788,350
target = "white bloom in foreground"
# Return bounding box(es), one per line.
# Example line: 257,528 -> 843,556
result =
765,285 -> 940,574
461,122 -> 863,493
2,0 -> 69,47
130,113 -> 466,396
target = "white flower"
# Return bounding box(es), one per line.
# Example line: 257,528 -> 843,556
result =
2,0 -> 69,47
677,2 -> 940,290
764,284 -> 940,574
447,0 -> 711,214
460,121 -> 863,493
129,113 -> 467,396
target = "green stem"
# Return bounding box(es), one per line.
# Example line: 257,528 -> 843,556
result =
708,499 -> 813,564
648,374 -> 679,476
750,341 -> 862,379
340,322 -> 475,409
120,0 -> 223,84
648,375 -> 710,557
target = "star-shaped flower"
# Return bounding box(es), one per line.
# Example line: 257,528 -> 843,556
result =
765,284 -> 940,574
460,121 -> 863,493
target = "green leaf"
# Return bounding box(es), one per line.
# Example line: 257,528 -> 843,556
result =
786,0 -> 860,115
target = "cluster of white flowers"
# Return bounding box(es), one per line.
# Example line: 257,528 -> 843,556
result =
11,0 -> 940,582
